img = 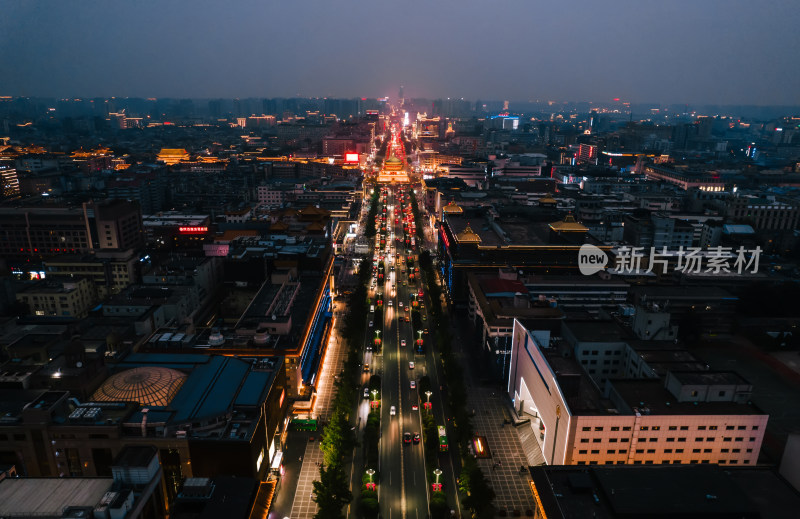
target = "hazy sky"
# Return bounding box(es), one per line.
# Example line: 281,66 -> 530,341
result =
2,0 -> 799,105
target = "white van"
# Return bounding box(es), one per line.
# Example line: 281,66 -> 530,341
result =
370,305 -> 375,313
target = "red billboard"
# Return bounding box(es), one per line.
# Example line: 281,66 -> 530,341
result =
345,153 -> 359,163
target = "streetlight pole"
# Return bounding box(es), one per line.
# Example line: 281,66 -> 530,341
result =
434,468 -> 442,484
425,391 -> 433,414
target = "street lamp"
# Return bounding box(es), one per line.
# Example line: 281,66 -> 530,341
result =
425,391 -> 433,413
434,468 -> 442,483
366,468 -> 375,482
371,389 -> 378,401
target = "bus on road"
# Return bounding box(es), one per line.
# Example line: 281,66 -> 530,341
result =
438,425 -> 448,452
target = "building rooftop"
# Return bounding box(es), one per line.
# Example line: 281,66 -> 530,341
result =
0,477 -> 113,517
611,379 -> 764,416
565,320 -> 628,343
92,366 -> 187,407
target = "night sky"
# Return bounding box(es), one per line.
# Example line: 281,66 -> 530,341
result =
2,0 -> 798,105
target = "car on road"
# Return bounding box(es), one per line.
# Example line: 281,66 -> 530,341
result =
413,432 -> 421,444
390,405 -> 396,416
409,361 -> 415,369
369,321 -> 373,327
401,339 -> 406,347
363,363 -> 369,372
399,301 -> 403,308
403,432 -> 412,444
412,404 -> 418,411
364,387 -> 369,398
410,380 -> 416,389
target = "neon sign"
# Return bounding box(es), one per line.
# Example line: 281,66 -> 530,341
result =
179,226 -> 208,234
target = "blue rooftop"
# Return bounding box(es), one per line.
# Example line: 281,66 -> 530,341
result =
234,370 -> 276,407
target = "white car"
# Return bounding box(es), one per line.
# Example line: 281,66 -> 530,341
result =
410,380 -> 416,389
390,406 -> 396,416
388,301 -> 393,307
399,302 -> 403,308
369,321 -> 374,327
409,361 -> 415,369
401,339 -> 406,347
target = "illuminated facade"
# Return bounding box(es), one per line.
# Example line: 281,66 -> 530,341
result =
0,163 -> 19,197
508,320 -> 768,468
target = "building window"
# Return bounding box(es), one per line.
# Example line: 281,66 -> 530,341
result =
676,449 -> 684,453
594,427 -> 604,432
582,427 -> 591,431
752,425 -> 759,430
580,439 -> 589,443
619,450 -> 627,454
664,449 -> 673,453
693,449 -> 701,453
666,438 -> 675,442
678,438 -> 686,442
591,450 -> 599,454
680,426 -> 689,430
607,450 -> 616,454
579,450 -> 587,454
640,426 -> 649,431
611,426 -> 619,431
623,426 -> 631,431
609,438 -> 618,443
726,425 -> 735,430
698,426 -> 706,430
709,426 -> 718,430
723,437 -> 732,442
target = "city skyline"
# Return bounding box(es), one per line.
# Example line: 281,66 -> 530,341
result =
2,0 -> 799,105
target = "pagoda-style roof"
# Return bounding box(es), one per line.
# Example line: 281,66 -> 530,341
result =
548,214 -> 588,232
538,195 -> 557,205
442,201 -> 463,214
456,223 -> 481,243
270,221 -> 289,231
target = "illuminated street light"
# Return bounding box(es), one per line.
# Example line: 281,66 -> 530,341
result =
434,468 -> 442,483
371,389 -> 378,401
366,468 -> 375,482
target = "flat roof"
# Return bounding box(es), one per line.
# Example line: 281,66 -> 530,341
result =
532,464 -> 768,519
594,465 -> 757,517
565,320 -> 628,343
612,379 -> 764,416
0,478 -> 112,516
671,370 -> 750,386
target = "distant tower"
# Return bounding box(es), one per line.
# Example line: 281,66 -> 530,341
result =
399,85 -> 405,106
503,100 -> 510,112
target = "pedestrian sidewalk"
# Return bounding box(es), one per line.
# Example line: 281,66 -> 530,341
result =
467,388 -> 537,515
286,305 -> 351,518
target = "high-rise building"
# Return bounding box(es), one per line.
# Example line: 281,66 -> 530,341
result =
0,163 -> 19,198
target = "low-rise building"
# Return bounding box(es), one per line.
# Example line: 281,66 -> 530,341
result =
16,277 -> 96,319
508,319 -> 768,468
